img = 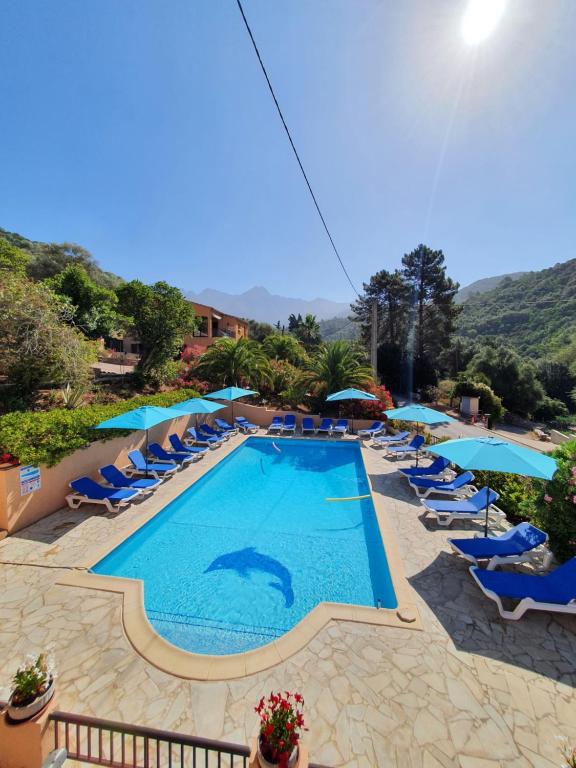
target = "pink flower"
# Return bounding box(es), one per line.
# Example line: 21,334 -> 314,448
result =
544,494 -> 552,504
573,496 -> 576,505
571,466 -> 576,476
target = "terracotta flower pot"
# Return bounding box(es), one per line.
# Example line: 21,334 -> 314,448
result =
8,678 -> 55,722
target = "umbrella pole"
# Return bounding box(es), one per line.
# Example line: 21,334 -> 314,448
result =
415,422 -> 420,467
484,471 -> 490,537
145,429 -> 149,479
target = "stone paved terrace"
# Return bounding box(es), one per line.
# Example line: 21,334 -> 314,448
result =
0,434 -> 574,767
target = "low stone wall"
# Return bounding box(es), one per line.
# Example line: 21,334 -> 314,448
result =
0,403 -> 386,536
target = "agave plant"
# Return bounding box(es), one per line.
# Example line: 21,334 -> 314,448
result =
60,382 -> 86,409
195,337 -> 272,389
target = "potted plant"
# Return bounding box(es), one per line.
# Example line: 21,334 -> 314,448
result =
8,653 -> 55,722
254,691 -> 306,768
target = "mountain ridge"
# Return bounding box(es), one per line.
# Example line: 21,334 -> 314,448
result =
186,286 -> 350,323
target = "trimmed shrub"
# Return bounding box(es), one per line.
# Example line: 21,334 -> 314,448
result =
0,388 -> 200,468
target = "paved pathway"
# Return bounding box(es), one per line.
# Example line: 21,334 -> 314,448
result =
0,437 -> 574,766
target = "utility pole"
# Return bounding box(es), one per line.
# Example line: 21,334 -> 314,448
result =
370,300 -> 378,382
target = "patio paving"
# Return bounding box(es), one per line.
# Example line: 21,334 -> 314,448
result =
0,435 -> 574,767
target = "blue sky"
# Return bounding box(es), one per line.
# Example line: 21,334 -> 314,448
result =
1,0 -> 575,302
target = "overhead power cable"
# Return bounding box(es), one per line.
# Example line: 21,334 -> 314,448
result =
234,0 -> 360,298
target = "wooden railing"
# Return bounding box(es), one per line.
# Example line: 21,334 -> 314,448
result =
51,710 -> 329,768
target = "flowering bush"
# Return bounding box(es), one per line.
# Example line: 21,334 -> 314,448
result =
255,691 -> 306,767
340,382 -> 393,420
11,652 -> 55,707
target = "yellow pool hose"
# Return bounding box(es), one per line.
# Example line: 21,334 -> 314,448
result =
325,494 -> 370,502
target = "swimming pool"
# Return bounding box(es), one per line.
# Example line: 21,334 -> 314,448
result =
92,437 -> 397,655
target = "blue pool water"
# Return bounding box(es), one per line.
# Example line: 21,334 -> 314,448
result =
92,437 -> 397,654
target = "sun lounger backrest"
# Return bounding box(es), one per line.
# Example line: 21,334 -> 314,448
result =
471,487 -> 499,509
100,465 -> 127,486
410,435 -> 425,449
128,450 -> 147,470
515,522 -> 547,550
451,471 -> 474,488
169,434 -> 187,452
149,443 -> 169,459
284,415 -> 296,425
70,477 -> 109,499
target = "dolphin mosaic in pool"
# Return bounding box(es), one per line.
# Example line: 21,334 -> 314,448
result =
92,437 -> 397,655
205,547 -> 295,608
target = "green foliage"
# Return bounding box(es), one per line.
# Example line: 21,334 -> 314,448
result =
0,237 -> 29,276
465,344 -> 544,416
247,319 -> 276,342
457,258 -> 576,360
289,313 -> 322,350
451,379 -> 505,425
0,388 -> 200,467
536,360 -> 576,409
0,273 -> 96,407
11,654 -> 51,707
0,228 -> 122,289
262,334 -> 307,366
47,264 -> 124,339
303,340 -> 373,402
351,245 -> 461,390
473,471 -> 531,523
195,337 -> 272,389
318,315 -> 359,342
519,440 -> 576,561
532,396 -> 569,422
117,280 -> 196,382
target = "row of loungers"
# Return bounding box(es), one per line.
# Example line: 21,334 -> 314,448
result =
395,455 -> 576,621
269,416 -> 351,435
65,418 -> 249,512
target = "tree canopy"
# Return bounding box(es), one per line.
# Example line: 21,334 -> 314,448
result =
117,280 -> 196,380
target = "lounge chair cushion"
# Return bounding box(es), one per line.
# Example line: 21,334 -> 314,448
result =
473,559 -> 576,604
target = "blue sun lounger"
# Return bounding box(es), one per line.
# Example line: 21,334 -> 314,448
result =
268,416 -> 283,433
316,418 -> 333,435
470,557 -> 576,620
450,522 -> 550,570
235,416 -> 258,433
169,434 -> 208,457
373,430 -> 410,447
282,414 -> 297,433
148,443 -> 196,466
99,465 -> 161,493
66,477 -> 141,513
301,417 -> 315,434
126,450 -> 178,480
408,471 -> 476,499
385,434 -> 425,458
399,456 -> 451,479
357,421 -> 385,438
421,487 -> 505,527
199,424 -> 229,441
187,427 -> 221,448
333,419 -> 349,435
214,418 -> 238,435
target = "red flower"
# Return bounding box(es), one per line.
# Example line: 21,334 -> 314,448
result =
286,722 -> 293,731
264,724 -> 274,738
294,693 -> 303,703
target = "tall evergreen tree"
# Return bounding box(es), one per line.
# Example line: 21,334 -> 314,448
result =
401,244 -> 461,386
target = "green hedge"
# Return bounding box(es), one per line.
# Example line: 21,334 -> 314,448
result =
0,389 -> 200,468
475,439 -> 576,562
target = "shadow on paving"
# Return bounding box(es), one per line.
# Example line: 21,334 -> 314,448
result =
409,549 -> 576,686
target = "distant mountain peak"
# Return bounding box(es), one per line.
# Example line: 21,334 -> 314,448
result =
186,286 -> 350,323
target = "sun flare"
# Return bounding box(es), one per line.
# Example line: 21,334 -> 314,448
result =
461,0 -> 507,46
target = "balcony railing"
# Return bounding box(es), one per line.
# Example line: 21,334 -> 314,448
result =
50,710 -> 330,768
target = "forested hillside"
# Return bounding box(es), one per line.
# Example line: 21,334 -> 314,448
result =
0,227 -> 122,289
457,259 -> 576,359
456,271 -> 526,303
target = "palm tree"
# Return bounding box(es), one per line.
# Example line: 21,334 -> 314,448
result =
262,334 -> 307,366
303,340 -> 374,396
195,337 -> 271,388
294,313 -> 321,350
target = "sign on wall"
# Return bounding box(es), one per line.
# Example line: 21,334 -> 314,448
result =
19,465 -> 41,496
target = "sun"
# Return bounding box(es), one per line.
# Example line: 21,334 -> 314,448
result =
461,0 -> 507,46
